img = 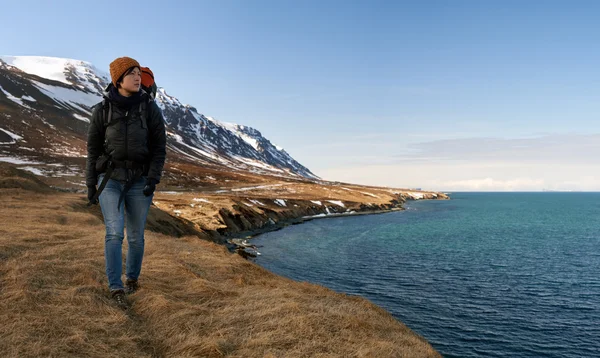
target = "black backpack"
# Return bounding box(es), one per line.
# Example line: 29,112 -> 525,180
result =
142,82 -> 158,100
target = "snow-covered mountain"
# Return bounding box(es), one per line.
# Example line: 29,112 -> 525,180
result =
0,56 -> 318,180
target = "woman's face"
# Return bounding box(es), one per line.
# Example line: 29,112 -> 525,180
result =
119,67 -> 141,94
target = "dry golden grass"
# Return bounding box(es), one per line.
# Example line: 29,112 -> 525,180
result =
0,170 -> 440,357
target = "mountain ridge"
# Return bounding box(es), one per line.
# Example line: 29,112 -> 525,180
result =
0,55 -> 318,183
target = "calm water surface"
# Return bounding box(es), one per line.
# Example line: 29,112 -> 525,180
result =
252,193 -> 600,357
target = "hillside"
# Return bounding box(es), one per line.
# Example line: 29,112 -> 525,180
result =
0,165 -> 441,357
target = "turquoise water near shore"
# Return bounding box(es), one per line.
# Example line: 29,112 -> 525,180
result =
252,193 -> 600,357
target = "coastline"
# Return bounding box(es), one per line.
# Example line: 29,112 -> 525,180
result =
221,196 -> 446,257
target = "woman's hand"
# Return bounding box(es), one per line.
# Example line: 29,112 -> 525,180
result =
87,185 -> 98,205
143,178 -> 158,197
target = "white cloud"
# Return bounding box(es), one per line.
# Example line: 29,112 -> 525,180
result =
394,134 -> 600,164
425,177 -> 545,191
311,133 -> 600,191
317,161 -> 600,192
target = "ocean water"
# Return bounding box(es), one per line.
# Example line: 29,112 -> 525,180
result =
251,193 -> 600,358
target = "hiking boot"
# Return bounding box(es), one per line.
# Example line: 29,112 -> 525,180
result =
111,289 -> 128,309
125,278 -> 139,295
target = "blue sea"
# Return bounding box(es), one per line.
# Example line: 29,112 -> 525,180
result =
252,193 -> 600,358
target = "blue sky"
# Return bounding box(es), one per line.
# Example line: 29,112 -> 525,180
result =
2,0 -> 600,190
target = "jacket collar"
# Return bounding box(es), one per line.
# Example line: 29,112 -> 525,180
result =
102,83 -> 149,101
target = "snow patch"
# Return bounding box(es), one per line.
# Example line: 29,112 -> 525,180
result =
193,198 -> 211,203
302,213 -> 327,219
232,155 -> 285,173
73,113 -> 90,122
19,166 -> 44,175
274,199 -> 287,207
1,56 -> 72,83
0,156 -> 42,164
66,180 -> 87,187
0,128 -> 23,143
231,184 -> 284,192
239,133 -> 259,150
0,85 -> 33,109
0,56 -> 109,90
327,200 -> 345,207
169,132 -> 230,165
310,200 -> 322,206
32,80 -> 100,108
406,192 -> 425,199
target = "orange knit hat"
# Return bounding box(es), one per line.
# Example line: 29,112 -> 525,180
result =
141,67 -> 154,88
109,56 -> 140,86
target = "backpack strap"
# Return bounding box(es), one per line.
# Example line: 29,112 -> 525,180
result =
101,99 -> 112,127
138,100 -> 147,129
98,99 -> 112,154
88,162 -> 115,206
138,97 -> 154,132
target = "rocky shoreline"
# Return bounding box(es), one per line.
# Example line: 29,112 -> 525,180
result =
216,192 -> 449,258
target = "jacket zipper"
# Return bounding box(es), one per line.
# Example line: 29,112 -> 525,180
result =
125,110 -> 130,181
125,110 -> 129,160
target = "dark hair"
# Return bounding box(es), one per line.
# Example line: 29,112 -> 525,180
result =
116,66 -> 140,88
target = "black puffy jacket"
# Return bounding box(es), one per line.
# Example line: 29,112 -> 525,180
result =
86,89 -> 166,186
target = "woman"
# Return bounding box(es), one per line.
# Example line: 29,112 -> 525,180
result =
86,56 -> 167,308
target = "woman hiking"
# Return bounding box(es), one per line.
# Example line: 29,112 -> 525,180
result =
85,56 -> 167,308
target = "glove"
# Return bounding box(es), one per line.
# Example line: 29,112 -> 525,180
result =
143,178 -> 158,197
87,185 -> 98,205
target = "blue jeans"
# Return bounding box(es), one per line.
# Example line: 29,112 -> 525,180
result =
97,174 -> 153,291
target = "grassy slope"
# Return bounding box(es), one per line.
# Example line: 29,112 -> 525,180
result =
0,166 -> 440,357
